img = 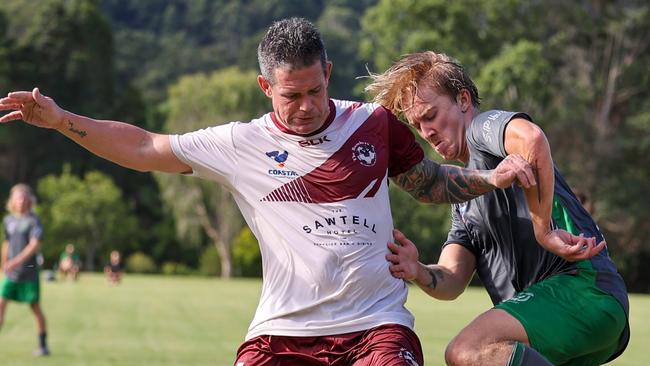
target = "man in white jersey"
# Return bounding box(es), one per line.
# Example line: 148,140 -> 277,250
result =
0,18 -> 536,366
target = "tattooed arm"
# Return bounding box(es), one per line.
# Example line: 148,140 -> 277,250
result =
391,155 -> 536,204
387,229 -> 476,300
0,88 -> 189,173
504,118 -> 605,261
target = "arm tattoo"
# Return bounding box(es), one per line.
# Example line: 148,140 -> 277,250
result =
533,160 -> 541,203
392,159 -> 495,203
425,266 -> 439,290
67,120 -> 88,138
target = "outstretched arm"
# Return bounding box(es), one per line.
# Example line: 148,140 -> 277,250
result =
504,118 -> 605,261
387,229 -> 476,300
391,154 -> 535,204
0,88 -> 190,174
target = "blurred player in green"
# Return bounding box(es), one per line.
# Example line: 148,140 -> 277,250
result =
58,243 -> 81,281
0,183 -> 50,356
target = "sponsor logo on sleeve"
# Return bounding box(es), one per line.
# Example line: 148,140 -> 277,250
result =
482,110 -> 506,143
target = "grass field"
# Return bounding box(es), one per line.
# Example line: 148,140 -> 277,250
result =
0,273 -> 646,365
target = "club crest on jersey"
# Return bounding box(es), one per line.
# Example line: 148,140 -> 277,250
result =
352,141 -> 376,167
266,150 -> 289,168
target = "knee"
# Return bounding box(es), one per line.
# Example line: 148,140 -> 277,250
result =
445,336 -> 477,366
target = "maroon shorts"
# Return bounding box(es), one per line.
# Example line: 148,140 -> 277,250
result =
234,324 -> 423,366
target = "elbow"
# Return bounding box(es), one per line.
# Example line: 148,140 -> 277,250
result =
118,160 -> 152,173
525,125 -> 550,156
131,164 -> 152,173
437,290 -> 463,301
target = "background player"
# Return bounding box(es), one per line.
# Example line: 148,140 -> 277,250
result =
0,183 -> 50,356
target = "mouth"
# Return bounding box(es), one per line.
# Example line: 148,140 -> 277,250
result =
294,116 -> 316,124
429,139 -> 443,149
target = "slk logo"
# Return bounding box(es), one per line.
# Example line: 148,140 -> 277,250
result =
352,141 -> 376,167
299,135 -> 331,147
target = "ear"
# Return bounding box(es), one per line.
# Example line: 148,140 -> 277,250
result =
324,61 -> 333,84
457,89 -> 472,113
257,75 -> 273,98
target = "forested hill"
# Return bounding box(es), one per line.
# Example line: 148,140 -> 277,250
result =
100,0 -> 377,103
0,0 -> 648,291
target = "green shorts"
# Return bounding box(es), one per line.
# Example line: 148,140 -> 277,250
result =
496,262 -> 626,366
0,277 -> 41,304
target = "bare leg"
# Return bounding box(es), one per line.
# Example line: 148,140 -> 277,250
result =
0,298 -> 8,330
30,303 -> 47,333
445,309 -> 528,366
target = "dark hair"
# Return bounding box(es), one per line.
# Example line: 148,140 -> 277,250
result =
257,17 -> 328,84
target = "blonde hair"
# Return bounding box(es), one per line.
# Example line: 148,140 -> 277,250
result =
365,51 -> 480,116
5,183 -> 36,215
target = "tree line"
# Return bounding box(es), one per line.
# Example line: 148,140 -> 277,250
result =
0,0 -> 648,291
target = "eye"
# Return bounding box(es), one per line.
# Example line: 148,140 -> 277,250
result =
283,94 -> 299,100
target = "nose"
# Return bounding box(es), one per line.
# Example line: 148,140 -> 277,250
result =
420,122 -> 436,139
299,96 -> 315,113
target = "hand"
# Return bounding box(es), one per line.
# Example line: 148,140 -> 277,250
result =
3,259 -> 19,274
0,88 -> 65,129
386,229 -> 420,281
538,229 -> 606,262
489,154 -> 536,189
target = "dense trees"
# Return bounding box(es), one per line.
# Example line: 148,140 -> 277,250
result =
156,67 -> 268,277
37,167 -> 138,271
360,0 -> 650,291
0,0 -> 647,289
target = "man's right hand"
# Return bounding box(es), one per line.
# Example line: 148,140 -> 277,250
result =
386,229 -> 421,281
0,88 -> 65,129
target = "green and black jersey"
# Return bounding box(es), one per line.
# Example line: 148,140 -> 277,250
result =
3,213 -> 43,282
445,110 -> 629,315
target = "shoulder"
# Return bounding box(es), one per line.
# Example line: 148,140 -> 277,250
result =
471,110 -> 532,129
330,99 -> 389,121
28,213 -> 42,223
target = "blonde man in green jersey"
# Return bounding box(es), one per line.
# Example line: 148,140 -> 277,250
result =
368,51 -> 629,366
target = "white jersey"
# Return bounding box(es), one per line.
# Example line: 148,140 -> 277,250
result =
170,99 -> 424,340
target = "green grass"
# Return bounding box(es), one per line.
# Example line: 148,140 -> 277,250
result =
0,274 -> 646,365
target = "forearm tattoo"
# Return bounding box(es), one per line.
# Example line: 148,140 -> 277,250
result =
67,120 -> 88,138
393,159 -> 494,203
425,266 -> 439,290
533,160 -> 542,204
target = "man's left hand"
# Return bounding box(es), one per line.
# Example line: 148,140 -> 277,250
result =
538,229 -> 606,261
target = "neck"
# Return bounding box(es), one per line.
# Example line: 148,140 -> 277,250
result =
459,108 -> 478,164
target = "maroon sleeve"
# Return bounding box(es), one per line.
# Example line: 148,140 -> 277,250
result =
385,108 -> 425,177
